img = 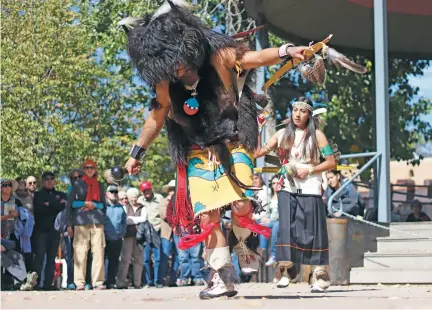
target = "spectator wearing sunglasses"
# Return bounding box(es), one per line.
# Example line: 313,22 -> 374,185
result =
118,191 -> 130,212
62,168 -> 90,290
33,171 -> 67,290
1,178 -> 22,240
25,176 -> 38,196
103,185 -> 126,289
66,159 -> 107,290
67,169 -> 83,195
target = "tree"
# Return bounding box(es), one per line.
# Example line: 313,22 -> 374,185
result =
314,58 -> 431,165
1,0 -> 175,191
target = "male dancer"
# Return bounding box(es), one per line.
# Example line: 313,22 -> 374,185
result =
122,0 -> 309,299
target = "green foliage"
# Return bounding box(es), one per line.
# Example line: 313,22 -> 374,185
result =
1,0 -> 175,188
315,58 -> 431,165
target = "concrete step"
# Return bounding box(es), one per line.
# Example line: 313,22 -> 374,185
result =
350,268 -> 432,284
390,222 -> 432,230
376,237 -> 432,253
363,253 -> 432,269
388,223 -> 432,238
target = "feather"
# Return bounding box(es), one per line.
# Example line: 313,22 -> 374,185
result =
327,47 -> 367,74
231,25 -> 265,39
298,55 -> 326,85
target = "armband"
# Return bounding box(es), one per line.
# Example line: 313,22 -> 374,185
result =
320,145 -> 334,157
130,144 -> 146,160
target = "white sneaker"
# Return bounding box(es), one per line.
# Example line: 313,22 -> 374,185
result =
199,272 -> 237,299
265,256 -> 276,267
276,275 -> 290,288
233,239 -> 260,274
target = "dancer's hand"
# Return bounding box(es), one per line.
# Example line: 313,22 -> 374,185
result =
333,212 -> 342,218
125,157 -> 141,175
287,46 -> 309,61
296,168 -> 309,180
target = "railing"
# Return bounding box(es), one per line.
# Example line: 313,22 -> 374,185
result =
327,152 -> 381,217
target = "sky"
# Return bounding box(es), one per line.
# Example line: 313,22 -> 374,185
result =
408,64 -> 432,124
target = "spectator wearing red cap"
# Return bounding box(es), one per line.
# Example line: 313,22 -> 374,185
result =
138,181 -> 164,288
65,159 -> 107,290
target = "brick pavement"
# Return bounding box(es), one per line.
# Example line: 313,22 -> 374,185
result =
2,283 -> 431,309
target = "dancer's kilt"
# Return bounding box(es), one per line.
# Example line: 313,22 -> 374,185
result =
188,144 -> 255,217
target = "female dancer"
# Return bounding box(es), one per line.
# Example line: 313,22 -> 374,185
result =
255,96 -> 336,292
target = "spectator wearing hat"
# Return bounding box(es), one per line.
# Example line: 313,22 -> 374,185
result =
1,178 -> 21,240
66,159 -> 107,290
159,180 -> 177,286
138,181 -> 164,288
32,171 -> 67,290
117,187 -> 147,289
104,185 -> 126,289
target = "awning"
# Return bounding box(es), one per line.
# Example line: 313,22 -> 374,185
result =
244,0 -> 432,59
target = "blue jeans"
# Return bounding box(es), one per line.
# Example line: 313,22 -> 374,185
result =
143,242 -> 161,285
259,220 -> 279,257
173,235 -> 202,280
159,237 -> 178,285
63,237 -> 74,286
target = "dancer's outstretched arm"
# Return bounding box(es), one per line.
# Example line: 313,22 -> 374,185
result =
216,44 -> 309,71
241,45 -> 308,69
125,81 -> 170,174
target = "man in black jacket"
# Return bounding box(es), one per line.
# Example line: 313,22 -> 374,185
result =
33,171 -> 66,290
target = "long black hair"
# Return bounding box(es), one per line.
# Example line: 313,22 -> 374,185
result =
280,96 -> 320,163
269,175 -> 279,197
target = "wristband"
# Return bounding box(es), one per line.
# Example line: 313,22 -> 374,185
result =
130,144 -> 146,160
308,165 -> 315,177
278,43 -> 295,58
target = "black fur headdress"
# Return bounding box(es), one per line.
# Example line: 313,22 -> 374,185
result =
122,0 -> 237,86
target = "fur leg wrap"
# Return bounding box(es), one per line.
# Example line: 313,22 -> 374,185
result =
206,247 -> 240,289
279,261 -> 298,280
312,266 -> 330,285
217,263 -> 240,290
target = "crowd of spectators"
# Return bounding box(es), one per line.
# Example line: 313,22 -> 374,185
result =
1,160 -> 206,291
2,163 -> 429,291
